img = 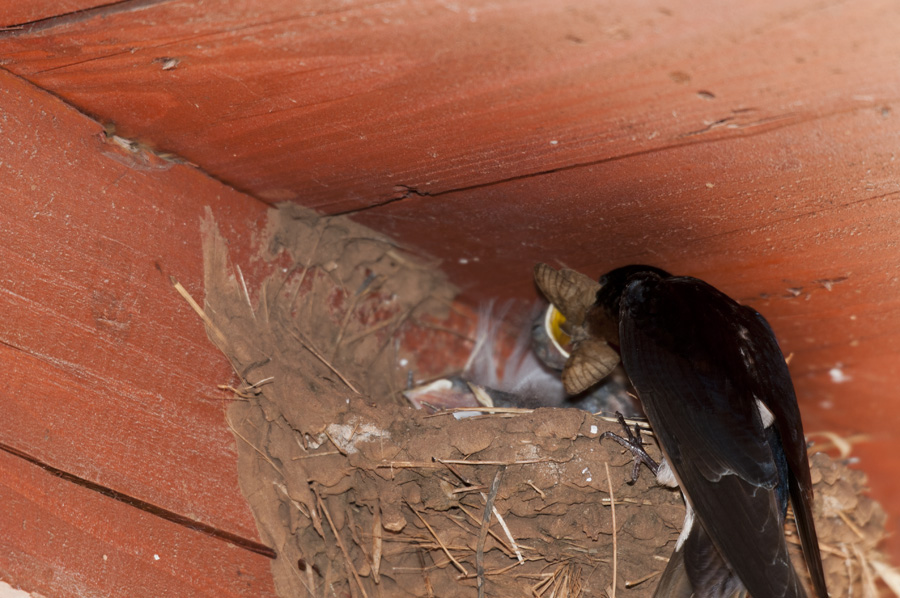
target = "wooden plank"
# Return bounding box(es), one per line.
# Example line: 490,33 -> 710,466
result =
1,0 -> 896,214
0,68 -> 277,592
0,1 -> 110,29
2,0 -> 899,566
0,67 -> 474,595
0,449 -> 275,597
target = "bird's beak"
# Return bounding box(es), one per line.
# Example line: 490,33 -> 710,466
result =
545,303 -> 572,357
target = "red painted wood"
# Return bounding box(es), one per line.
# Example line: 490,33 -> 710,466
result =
1,0 -> 899,567
1,0 -> 895,216
0,1 -> 110,28
0,450 -> 275,597
0,70 -> 276,594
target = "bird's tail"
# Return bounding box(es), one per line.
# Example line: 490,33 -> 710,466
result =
653,546 -> 694,598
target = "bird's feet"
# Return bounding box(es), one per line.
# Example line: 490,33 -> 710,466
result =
600,412 -> 660,483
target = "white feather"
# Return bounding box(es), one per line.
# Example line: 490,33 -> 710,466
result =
675,502 -> 695,551
656,458 -> 679,488
463,301 -> 566,402
756,399 -> 775,428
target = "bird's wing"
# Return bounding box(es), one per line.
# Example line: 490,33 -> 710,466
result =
620,274 -> 804,598
653,542 -> 695,598
736,308 -> 828,598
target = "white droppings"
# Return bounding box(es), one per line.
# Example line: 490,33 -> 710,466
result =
399,358 -> 409,367
829,366 -> 851,383
590,424 -> 598,435
549,139 -> 559,145
325,420 -> 391,454
452,410 -> 482,420
154,554 -> 160,561
459,258 -> 469,264
414,378 -> 452,393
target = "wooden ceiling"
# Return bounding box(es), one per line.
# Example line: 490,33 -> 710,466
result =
1,0 -> 898,299
2,0 -> 900,588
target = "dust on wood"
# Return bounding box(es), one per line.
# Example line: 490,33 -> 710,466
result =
196,203 -> 891,597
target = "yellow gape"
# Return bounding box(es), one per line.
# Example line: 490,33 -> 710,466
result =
544,304 -> 571,356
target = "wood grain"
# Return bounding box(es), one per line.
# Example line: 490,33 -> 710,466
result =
2,0 -> 896,215
2,0 -> 899,569
0,449 -> 275,597
0,69 -> 277,595
0,1 -> 111,29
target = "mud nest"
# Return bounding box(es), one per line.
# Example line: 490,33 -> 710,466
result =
195,204 -> 892,598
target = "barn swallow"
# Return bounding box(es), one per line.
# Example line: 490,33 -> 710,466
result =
403,301 -> 642,416
534,264 -> 828,598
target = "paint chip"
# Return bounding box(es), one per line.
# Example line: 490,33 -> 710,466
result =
829,366 -> 851,383
0,581 -> 33,597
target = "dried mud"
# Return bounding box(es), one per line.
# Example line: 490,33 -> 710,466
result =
199,204 -> 890,598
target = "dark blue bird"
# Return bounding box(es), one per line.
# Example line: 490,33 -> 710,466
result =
534,263 -> 828,598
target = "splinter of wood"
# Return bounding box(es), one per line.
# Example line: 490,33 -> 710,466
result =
600,412 -> 659,482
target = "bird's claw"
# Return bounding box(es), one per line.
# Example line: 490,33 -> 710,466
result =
600,411 -> 660,483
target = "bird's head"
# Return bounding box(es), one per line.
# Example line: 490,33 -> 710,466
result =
533,263 -> 670,394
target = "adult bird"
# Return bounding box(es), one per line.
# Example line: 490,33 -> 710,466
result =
534,263 -> 828,598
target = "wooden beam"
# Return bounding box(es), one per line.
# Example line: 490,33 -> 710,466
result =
0,1 -> 111,29
0,69 -> 276,595
0,449 -> 275,597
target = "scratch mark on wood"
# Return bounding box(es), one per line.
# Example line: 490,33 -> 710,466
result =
0,0 -> 169,37
0,439 -> 278,559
